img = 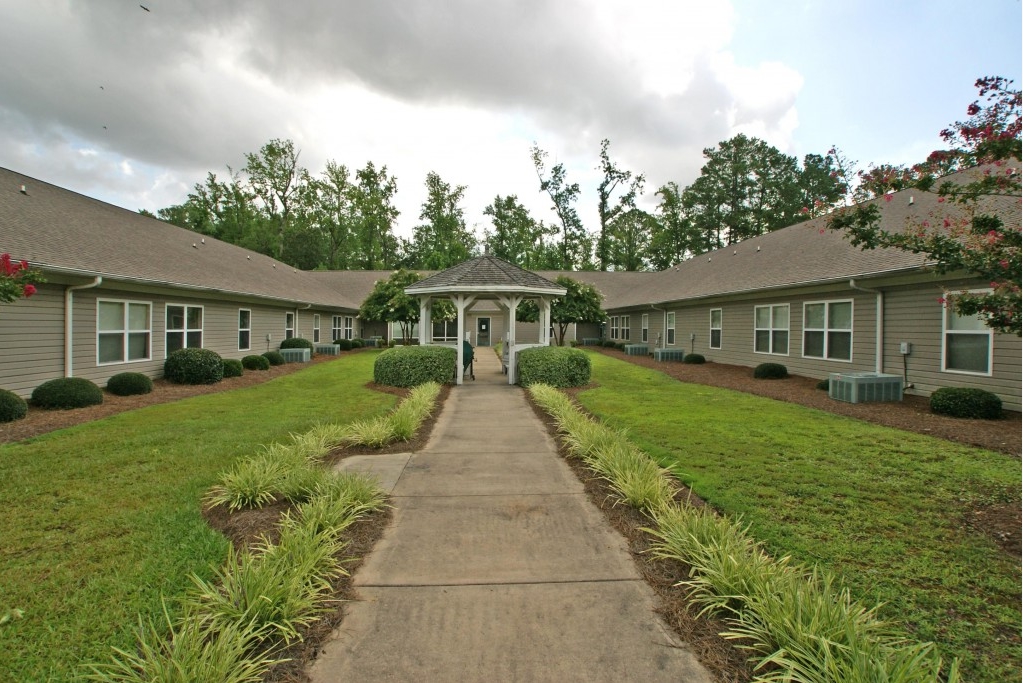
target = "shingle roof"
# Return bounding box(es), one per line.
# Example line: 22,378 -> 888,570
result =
1,167 -> 361,310
407,255 -> 565,294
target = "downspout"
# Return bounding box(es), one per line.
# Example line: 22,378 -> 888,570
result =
650,305 -> 666,349
65,277 -> 103,377
849,279 -> 883,374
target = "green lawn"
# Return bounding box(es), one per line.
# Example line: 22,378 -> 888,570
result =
0,352 -> 395,683
576,352 -> 1021,683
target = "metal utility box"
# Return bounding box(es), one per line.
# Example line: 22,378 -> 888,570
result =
828,372 -> 903,403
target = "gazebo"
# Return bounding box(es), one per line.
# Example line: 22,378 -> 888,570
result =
404,255 -> 567,385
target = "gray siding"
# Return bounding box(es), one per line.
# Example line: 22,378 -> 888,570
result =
0,284 -> 67,397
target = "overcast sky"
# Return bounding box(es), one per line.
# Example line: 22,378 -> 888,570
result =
1,0 -> 1020,241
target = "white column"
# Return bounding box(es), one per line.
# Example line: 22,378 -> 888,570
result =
497,294 -> 523,385
418,296 -> 431,345
451,294 -> 476,385
539,297 -> 552,345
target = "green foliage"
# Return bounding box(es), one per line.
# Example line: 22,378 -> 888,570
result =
222,358 -> 244,378
816,378 -> 831,391
0,388 -> 28,422
405,171 -> 476,269
0,252 -> 45,303
517,346 -> 591,388
753,362 -> 788,379
279,337 -> 313,350
350,338 -> 364,348
531,143 -> 593,269
374,345 -> 455,387
106,372 -> 154,396
336,339 -> 353,351
483,194 -> 559,268
682,353 -> 706,364
262,350 -> 285,366
358,269 -> 425,345
164,348 -> 224,385
241,354 -> 270,371
601,340 -> 617,348
930,387 -> 1003,419
597,138 -> 647,271
31,377 -> 104,409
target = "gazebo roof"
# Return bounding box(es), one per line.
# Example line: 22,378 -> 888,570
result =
405,254 -> 566,298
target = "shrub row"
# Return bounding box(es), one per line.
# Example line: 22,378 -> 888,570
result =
106,372 -> 153,396
930,387 -> 1002,419
517,346 -> 591,388
527,383 -> 961,683
374,345 -> 456,387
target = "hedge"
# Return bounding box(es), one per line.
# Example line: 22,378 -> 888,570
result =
106,372 -> 154,396
31,377 -> 104,409
164,348 -> 224,385
753,362 -> 788,380
682,353 -> 706,364
374,346 -> 456,387
930,387 -> 1003,419
517,346 -> 591,388
263,351 -> 286,366
279,337 -> 313,350
222,358 -> 244,378
0,388 -> 28,422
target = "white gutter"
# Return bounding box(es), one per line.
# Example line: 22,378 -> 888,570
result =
849,279 -> 883,373
65,277 -> 103,377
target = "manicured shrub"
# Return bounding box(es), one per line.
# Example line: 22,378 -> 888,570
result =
279,337 -> 314,350
615,342 -> 626,351
930,387 -> 1003,419
374,345 -> 456,387
31,377 -> 104,409
602,340 -> 617,348
816,378 -> 830,391
336,339 -> 353,351
351,338 -> 364,348
222,358 -> 244,378
753,362 -> 788,380
387,340 -> 396,348
106,372 -> 153,396
0,388 -> 28,422
164,348 -> 224,385
242,354 -> 270,371
682,353 -> 706,364
517,346 -> 591,388
263,351 -> 285,367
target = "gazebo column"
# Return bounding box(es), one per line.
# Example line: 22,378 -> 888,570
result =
539,297 -> 552,345
450,294 -> 476,385
497,295 -> 522,385
418,296 -> 431,345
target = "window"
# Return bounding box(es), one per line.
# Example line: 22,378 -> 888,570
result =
943,296 -> 992,375
313,314 -> 320,343
803,300 -> 852,361
641,314 -> 649,343
285,312 -> 295,340
432,319 -> 458,342
666,312 -> 676,346
619,315 -> 630,341
609,316 -> 620,340
332,315 -> 343,341
98,300 -> 151,364
344,316 -> 354,340
709,309 -> 722,349
166,304 -> 203,355
754,304 -> 789,355
238,309 -> 251,351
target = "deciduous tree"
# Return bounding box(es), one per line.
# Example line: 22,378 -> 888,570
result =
482,195 -> 557,268
531,144 -> 593,270
406,172 -> 476,269
596,139 -> 645,270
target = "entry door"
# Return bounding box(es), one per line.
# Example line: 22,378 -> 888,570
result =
476,317 -> 491,346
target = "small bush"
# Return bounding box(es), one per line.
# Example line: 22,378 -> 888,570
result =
387,340 -> 396,348
222,358 -> 244,378
263,351 -> 285,367
106,372 -> 154,396
336,339 -> 353,351
279,337 -> 313,350
682,353 -> 706,364
930,387 -> 1003,419
374,346 -> 456,387
816,378 -> 830,391
31,377 -> 104,409
351,338 -> 364,348
242,354 -> 270,371
164,348 -> 224,385
753,362 -> 788,380
0,388 -> 28,422
517,346 -> 591,388
602,340 -> 617,348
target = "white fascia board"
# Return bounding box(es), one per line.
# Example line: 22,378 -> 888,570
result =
405,284 -> 567,297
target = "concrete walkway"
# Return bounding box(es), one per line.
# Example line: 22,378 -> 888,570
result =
310,349 -> 712,682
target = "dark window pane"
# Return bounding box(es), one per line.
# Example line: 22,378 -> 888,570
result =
166,331 -> 184,354
772,330 -> 788,354
186,307 -> 202,329
128,332 -> 149,360
755,330 -> 770,353
239,330 -> 250,350
98,334 -> 124,363
710,329 -> 721,349
186,331 -> 202,348
827,331 -> 851,360
167,306 -> 184,330
946,334 -> 989,373
804,331 -> 824,357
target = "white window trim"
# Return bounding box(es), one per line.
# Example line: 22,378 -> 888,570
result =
313,314 -> 321,343
609,316 -> 620,341
165,303 -> 204,357
344,316 -> 354,340
97,298 -> 152,365
801,299 -> 854,363
620,315 -> 630,342
941,292 -> 994,377
641,314 -> 649,343
332,315 -> 343,341
285,312 -> 295,340
754,304 -> 790,356
666,311 -> 676,346
709,308 -> 722,350
238,308 -> 252,351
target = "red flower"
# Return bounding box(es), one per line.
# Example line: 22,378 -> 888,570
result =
884,194 -> 893,203
22,284 -> 36,297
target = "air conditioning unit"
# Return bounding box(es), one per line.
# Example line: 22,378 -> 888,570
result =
828,372 -> 903,403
